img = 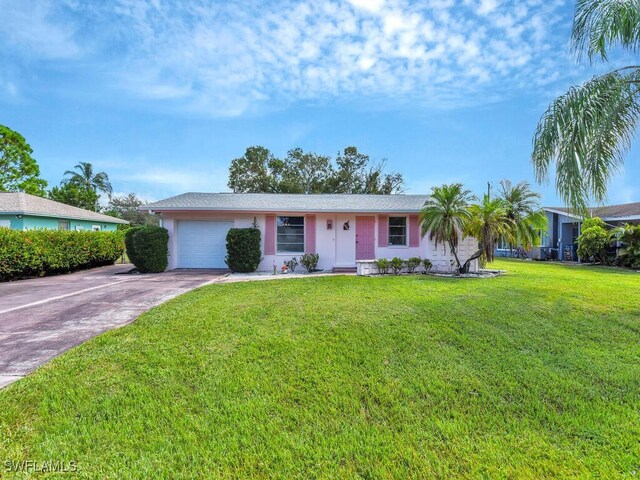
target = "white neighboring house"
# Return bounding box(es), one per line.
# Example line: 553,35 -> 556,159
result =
142,193 -> 479,273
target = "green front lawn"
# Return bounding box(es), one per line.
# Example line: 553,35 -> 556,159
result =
1,260 -> 639,477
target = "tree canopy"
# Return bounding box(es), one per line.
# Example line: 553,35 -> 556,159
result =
105,193 -> 158,226
48,182 -> 100,211
227,146 -> 404,194
420,180 -> 546,273
64,162 -> 112,197
0,124 -> 47,196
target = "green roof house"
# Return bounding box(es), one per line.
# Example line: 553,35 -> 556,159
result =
0,192 -> 128,231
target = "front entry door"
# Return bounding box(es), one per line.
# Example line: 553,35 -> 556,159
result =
356,216 -> 376,260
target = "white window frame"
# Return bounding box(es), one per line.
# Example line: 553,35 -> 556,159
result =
92,225 -> 101,231
276,216 -> 305,254
58,220 -> 70,231
388,216 -> 407,246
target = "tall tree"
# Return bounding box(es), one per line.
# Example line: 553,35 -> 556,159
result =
105,193 -> 158,226
532,0 -> 640,212
227,146 -> 281,193
363,161 -> 405,194
48,182 -> 99,211
282,148 -> 333,193
498,179 -> 548,251
419,183 -> 474,272
330,146 -> 370,193
63,162 -> 112,211
0,125 -> 47,195
227,145 -> 404,194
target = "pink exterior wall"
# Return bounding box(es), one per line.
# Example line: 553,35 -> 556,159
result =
409,215 -> 420,247
378,215 -> 388,247
305,215 -> 316,254
265,215 -> 276,255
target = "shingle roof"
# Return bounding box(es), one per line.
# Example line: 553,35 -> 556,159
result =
144,192 -> 431,213
545,202 -> 640,221
0,192 -> 129,224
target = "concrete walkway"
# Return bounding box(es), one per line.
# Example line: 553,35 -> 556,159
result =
0,265 -> 224,389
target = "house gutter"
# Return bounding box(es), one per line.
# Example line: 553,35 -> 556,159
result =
141,207 -> 424,214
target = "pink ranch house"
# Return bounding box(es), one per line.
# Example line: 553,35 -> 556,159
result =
143,193 -> 479,273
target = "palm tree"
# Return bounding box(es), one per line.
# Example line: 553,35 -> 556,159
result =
532,0 -> 640,213
419,183 -> 474,272
464,196 -> 514,268
498,180 -> 548,253
63,162 -> 112,210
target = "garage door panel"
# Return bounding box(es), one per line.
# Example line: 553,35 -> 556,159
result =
177,221 -> 233,268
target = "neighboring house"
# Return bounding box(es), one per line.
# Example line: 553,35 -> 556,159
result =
143,193 -> 479,272
541,202 -> 640,261
0,192 -> 128,231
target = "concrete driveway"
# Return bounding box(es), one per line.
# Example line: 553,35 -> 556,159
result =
0,265 -> 225,389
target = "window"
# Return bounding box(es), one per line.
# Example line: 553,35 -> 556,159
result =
496,236 -> 509,250
388,217 -> 407,246
92,225 -> 101,231
58,220 -> 70,231
277,216 -> 304,253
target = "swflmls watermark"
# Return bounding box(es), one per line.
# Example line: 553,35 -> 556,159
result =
4,460 -> 78,473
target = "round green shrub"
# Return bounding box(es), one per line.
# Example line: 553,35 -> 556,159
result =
225,228 -> 261,272
577,223 -> 609,263
124,226 -> 144,269
126,225 -> 169,273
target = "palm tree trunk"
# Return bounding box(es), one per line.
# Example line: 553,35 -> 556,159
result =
460,248 -> 483,274
448,244 -> 463,273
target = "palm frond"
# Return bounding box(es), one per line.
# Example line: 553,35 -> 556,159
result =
419,183 -> 473,267
532,68 -> 640,212
572,0 -> 640,61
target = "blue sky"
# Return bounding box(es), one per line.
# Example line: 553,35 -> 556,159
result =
1,0 -> 638,205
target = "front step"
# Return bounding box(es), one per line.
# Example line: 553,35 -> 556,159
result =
332,266 -> 357,273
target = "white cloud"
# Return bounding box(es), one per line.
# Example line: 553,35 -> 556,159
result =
0,0 -> 81,59
110,162 -> 230,198
0,0 -> 575,116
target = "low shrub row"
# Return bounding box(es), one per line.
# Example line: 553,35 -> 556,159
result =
375,257 -> 432,275
0,229 -> 125,281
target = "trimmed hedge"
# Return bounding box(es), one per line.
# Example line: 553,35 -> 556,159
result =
125,225 -> 169,273
225,228 -> 261,272
0,229 -> 125,281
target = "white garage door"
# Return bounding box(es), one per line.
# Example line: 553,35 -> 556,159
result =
177,220 -> 233,268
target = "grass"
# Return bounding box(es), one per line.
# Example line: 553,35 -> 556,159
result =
1,260 -> 639,478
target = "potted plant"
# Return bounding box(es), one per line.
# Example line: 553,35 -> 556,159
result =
285,257 -> 298,273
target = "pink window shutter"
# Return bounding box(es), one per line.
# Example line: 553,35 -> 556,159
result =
305,215 -> 316,254
409,215 -> 420,247
378,215 -> 388,247
265,215 -> 276,255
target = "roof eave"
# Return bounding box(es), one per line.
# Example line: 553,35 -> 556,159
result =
142,206 -> 423,214
0,210 -> 129,224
